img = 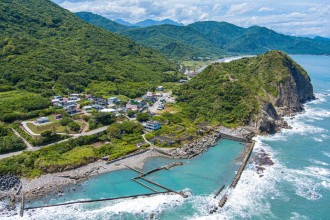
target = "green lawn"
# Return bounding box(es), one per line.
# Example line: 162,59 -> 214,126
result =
26,117 -> 85,134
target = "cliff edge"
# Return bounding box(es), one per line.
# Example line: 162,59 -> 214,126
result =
175,50 -> 315,134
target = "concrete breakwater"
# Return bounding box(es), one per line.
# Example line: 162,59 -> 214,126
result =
217,141 -> 255,209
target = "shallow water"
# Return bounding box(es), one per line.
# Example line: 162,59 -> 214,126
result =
1,55 -> 329,220
14,139 -> 244,219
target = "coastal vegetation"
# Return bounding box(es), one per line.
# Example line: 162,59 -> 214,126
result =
174,51 -> 311,127
0,131 -> 140,177
0,123 -> 25,154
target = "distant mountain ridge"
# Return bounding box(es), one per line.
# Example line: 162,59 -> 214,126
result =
134,19 -> 183,27
76,12 -> 131,32
76,12 -> 330,60
114,19 -> 135,27
114,18 -> 183,27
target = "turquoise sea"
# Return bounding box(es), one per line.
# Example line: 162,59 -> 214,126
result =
1,55 -> 330,219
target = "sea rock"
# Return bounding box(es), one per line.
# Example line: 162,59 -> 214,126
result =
0,174 -> 21,191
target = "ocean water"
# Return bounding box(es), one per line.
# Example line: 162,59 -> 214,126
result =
1,55 -> 329,219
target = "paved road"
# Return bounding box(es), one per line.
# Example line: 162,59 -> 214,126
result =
149,92 -> 171,113
12,128 -> 33,150
0,126 -> 109,160
142,133 -> 154,147
21,121 -> 41,136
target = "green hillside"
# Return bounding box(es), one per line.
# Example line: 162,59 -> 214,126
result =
120,25 -> 223,60
75,12 -> 131,32
0,0 -> 180,96
174,51 -> 313,127
189,22 -> 330,55
76,13 -> 330,59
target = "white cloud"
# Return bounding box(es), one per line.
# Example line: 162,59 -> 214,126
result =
226,3 -> 252,16
52,0 -> 330,37
258,7 -> 273,12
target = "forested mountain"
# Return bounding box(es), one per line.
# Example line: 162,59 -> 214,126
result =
134,19 -> 183,27
75,12 -> 131,32
174,51 -> 314,131
76,13 -> 330,60
119,25 -> 223,59
0,0 -> 180,96
189,22 -> 330,55
114,19 -> 135,27
113,18 -> 183,27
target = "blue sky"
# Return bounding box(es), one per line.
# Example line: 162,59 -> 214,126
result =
52,0 -> 330,37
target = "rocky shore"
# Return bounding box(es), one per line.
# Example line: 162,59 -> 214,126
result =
251,148 -> 275,177
165,126 -> 255,159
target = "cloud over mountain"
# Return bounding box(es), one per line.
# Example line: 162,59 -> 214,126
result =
53,0 -> 330,37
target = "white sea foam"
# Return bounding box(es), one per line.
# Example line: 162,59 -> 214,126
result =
193,131 -> 330,219
309,159 -> 329,166
191,139 -> 283,219
313,137 -> 323,142
306,166 -> 330,176
290,212 -> 308,220
322,151 -> 330,158
321,134 -> 330,139
1,194 -> 185,220
309,93 -> 328,104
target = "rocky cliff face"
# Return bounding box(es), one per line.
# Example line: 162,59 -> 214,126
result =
258,54 -> 314,134
275,56 -> 314,114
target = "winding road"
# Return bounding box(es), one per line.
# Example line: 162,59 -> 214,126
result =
0,126 -> 109,160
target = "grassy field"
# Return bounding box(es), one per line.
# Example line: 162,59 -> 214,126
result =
181,60 -> 212,71
26,116 -> 85,134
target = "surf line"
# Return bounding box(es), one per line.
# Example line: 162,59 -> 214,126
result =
215,140 -> 256,209
20,163 -> 187,217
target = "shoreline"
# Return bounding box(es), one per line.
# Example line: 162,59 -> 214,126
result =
19,126 -> 254,202
21,149 -> 164,202
1,106 -> 299,206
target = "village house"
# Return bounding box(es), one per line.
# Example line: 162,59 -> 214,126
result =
143,121 -> 161,131
156,86 -> 164,91
36,117 -> 50,124
108,97 -> 120,104
94,97 -> 108,106
52,114 -> 62,120
126,100 -> 146,111
83,106 -> 93,112
142,92 -> 157,102
64,105 -> 79,114
92,104 -> 104,110
100,108 -> 117,114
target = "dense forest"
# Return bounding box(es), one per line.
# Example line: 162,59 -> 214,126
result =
0,0 -> 181,96
76,12 -> 330,60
